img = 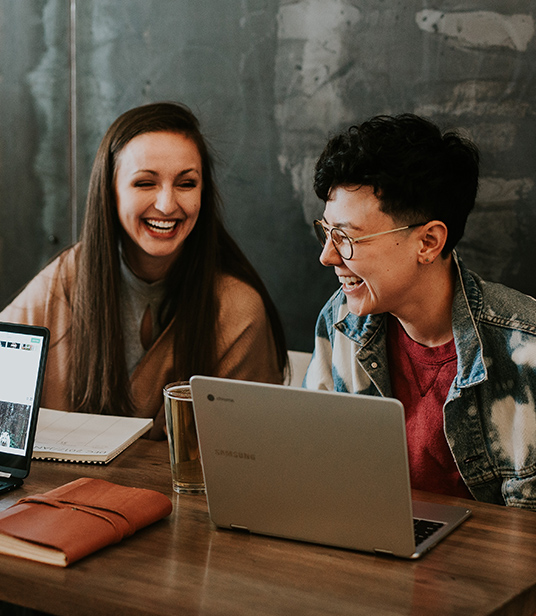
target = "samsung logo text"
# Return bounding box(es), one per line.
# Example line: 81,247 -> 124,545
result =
215,449 -> 256,461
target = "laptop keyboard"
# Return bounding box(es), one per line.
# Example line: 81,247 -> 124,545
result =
413,518 -> 445,546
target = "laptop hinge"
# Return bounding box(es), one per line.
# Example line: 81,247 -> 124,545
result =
230,524 -> 250,533
374,548 -> 394,556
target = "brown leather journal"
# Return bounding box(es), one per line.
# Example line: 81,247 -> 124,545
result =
0,477 -> 173,566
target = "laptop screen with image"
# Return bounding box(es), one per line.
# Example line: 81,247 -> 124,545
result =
0,322 -> 49,490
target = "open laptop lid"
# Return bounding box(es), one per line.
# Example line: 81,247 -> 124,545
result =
0,322 -> 49,492
191,376 -> 471,559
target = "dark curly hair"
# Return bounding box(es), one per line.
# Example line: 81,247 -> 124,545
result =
314,114 -> 479,254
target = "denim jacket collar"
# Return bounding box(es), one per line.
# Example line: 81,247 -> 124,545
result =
335,251 -> 487,390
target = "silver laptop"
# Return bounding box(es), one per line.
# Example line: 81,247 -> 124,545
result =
190,376 -> 471,559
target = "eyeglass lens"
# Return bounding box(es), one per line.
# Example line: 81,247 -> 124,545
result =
314,221 -> 352,259
314,221 -> 327,246
330,228 -> 352,258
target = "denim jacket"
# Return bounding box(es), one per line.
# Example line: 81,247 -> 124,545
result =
304,252 -> 536,509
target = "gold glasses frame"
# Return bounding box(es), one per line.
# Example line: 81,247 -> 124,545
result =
313,219 -> 427,260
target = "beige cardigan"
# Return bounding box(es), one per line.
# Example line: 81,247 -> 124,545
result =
0,247 -> 282,439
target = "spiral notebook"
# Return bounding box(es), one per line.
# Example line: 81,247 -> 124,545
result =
33,409 -> 153,464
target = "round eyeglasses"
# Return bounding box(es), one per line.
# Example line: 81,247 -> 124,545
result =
313,219 -> 427,260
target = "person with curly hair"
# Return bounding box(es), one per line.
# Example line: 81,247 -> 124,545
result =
306,114 -> 536,509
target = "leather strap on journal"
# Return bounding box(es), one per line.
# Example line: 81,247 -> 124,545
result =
16,495 -> 132,541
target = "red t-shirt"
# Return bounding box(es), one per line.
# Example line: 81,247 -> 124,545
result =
387,316 -> 473,499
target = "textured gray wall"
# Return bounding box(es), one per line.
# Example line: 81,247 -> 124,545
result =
1,0 -> 536,352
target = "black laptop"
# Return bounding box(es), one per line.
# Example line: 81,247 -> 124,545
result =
0,322 -> 49,494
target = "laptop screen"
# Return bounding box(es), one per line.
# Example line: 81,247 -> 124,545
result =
0,322 -> 49,477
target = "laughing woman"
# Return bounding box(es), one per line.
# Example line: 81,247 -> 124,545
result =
0,102 -> 288,439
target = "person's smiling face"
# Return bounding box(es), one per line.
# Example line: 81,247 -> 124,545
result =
319,185 -> 422,318
114,130 -> 203,281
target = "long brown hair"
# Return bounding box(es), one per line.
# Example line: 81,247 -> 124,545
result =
68,102 -> 287,415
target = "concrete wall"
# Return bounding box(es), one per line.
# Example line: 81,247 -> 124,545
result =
1,0 -> 535,351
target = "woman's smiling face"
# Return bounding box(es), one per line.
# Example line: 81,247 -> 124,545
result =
114,130 -> 203,281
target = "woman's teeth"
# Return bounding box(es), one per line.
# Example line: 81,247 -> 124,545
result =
339,275 -> 361,288
145,219 -> 177,233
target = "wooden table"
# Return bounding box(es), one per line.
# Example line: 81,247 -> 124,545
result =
0,439 -> 535,616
